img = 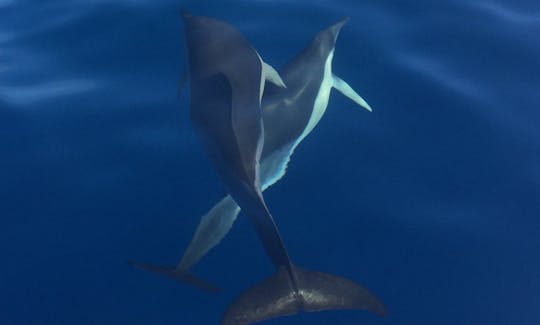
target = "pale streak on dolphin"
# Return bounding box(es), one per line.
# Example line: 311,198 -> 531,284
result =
179,18 -> 373,271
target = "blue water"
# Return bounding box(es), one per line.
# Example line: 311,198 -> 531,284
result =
1,0 -> 539,324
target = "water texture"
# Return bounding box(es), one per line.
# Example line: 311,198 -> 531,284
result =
1,0 -> 539,324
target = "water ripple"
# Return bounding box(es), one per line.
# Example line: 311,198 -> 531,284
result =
396,53 -> 487,102
0,79 -> 98,106
471,1 -> 540,25
0,0 -> 13,8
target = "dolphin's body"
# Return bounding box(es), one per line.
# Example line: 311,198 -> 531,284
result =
131,12 -> 384,324
179,18 -> 372,271
129,10 -> 285,293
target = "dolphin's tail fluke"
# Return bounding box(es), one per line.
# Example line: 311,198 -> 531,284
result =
127,260 -> 220,293
222,264 -> 385,325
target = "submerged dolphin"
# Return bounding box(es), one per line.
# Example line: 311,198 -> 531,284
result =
178,18 -> 373,272
132,12 -> 384,324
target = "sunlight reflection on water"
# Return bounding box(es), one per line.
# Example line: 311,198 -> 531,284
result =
471,1 -> 540,24
0,79 -> 98,106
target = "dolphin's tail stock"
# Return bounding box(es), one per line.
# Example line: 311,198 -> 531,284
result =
221,264 -> 385,325
226,186 -> 385,324
127,260 -> 220,293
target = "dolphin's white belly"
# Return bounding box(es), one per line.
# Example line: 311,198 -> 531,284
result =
298,50 -> 335,144
259,141 -> 296,190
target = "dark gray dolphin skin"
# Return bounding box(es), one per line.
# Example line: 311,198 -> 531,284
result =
132,12 -> 385,324
179,18 -> 373,272
129,9 -> 286,293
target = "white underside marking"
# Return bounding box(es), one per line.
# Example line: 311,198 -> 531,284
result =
259,142 -> 296,190
298,50 -> 335,144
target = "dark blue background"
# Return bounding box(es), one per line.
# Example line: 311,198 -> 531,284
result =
1,0 -> 539,324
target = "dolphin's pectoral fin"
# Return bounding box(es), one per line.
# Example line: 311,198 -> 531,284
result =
262,61 -> 287,88
127,260 -> 220,293
178,195 -> 241,270
332,74 -> 372,112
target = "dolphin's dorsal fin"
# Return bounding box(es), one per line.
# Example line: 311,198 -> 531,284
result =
332,74 -> 372,112
262,61 -> 287,88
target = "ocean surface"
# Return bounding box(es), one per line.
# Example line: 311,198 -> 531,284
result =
1,0 -> 539,324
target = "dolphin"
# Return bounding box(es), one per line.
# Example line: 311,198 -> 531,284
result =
132,12 -> 384,324
178,18 -> 373,273
129,10 -> 286,293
